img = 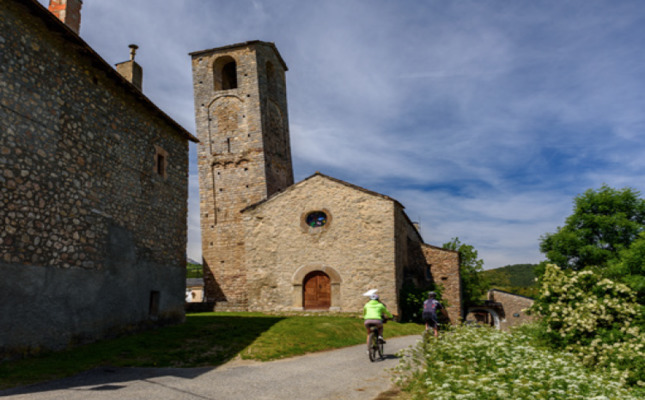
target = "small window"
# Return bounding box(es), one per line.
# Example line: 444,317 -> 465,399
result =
154,145 -> 168,179
156,154 -> 165,175
306,211 -> 327,227
149,290 -> 160,320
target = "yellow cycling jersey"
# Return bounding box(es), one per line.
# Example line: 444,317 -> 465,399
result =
363,300 -> 393,320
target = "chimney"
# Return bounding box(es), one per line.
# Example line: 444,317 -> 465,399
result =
115,44 -> 143,91
48,0 -> 83,35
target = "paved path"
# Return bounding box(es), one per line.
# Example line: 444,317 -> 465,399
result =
0,335 -> 422,400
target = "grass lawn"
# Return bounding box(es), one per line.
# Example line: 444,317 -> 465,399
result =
0,312 -> 422,390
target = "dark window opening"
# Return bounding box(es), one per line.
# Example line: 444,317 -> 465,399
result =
154,146 -> 168,179
156,154 -> 165,176
306,211 -> 327,228
149,291 -> 160,320
221,61 -> 237,89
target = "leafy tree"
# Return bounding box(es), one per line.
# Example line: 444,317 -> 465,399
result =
442,237 -> 488,307
540,185 -> 645,271
607,233 -> 645,304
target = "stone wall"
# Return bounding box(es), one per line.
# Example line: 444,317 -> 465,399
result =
0,0 -> 189,357
191,42 -> 293,309
422,244 -> 462,322
394,205 -> 435,313
488,289 -> 535,330
242,174 -> 399,315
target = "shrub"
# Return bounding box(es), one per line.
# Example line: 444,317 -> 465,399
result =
394,325 -> 644,399
531,264 -> 645,385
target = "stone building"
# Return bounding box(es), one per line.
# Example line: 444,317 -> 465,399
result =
191,41 -> 462,321
465,289 -> 535,330
0,0 -> 197,357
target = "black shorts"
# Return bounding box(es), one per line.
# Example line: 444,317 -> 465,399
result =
422,312 -> 439,327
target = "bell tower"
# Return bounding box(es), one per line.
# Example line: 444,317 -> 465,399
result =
190,41 -> 294,309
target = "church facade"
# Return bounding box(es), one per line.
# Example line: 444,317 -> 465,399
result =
191,41 -> 463,321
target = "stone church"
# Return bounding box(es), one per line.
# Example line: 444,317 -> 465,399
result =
191,41 -> 463,321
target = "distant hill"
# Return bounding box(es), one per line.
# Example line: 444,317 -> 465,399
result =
482,264 -> 539,298
187,257 -> 201,265
186,261 -> 203,279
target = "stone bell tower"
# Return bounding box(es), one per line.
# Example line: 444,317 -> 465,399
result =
190,41 -> 294,309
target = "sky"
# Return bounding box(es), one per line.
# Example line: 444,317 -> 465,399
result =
37,0 -> 645,269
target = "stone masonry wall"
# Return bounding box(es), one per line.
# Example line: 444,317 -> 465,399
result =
0,1 -> 189,356
394,205 -> 434,310
422,244 -> 462,322
191,42 -> 293,309
488,289 -> 535,331
243,175 -> 399,315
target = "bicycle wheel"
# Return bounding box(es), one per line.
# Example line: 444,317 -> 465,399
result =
368,331 -> 378,362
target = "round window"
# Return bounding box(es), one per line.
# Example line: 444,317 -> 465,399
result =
306,211 -> 327,228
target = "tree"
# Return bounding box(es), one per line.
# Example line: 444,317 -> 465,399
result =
442,237 -> 488,307
540,185 -> 645,271
607,232 -> 645,304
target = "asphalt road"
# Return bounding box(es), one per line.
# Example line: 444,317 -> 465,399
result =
0,335 -> 422,400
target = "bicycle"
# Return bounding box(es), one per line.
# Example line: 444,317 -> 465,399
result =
367,324 -> 384,362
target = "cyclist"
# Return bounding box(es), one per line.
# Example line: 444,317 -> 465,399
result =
423,291 -> 447,337
363,294 -> 393,346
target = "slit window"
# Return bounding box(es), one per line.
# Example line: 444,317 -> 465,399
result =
149,290 -> 160,320
156,154 -> 165,175
154,145 -> 168,179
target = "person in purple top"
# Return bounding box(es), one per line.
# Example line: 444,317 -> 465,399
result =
422,291 -> 447,337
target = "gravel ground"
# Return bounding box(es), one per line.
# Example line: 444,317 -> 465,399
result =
0,335 -> 422,400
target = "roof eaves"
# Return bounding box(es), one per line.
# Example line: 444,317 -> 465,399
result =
189,40 -> 288,71
241,171 -> 404,214
22,0 -> 198,143
422,243 -> 459,254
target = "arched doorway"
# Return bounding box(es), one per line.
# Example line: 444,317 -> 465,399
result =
303,271 -> 331,310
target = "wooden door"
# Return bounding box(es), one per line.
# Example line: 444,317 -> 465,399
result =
303,271 -> 331,310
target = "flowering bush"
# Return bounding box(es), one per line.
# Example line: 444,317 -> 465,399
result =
393,326 -> 644,400
531,264 -> 645,385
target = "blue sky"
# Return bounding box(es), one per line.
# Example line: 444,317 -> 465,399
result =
38,0 -> 645,269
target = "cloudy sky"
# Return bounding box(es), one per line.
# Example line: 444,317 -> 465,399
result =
38,0 -> 645,269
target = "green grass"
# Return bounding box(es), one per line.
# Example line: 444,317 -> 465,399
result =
0,313 -> 422,390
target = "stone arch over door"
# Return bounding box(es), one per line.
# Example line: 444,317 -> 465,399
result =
291,265 -> 341,311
